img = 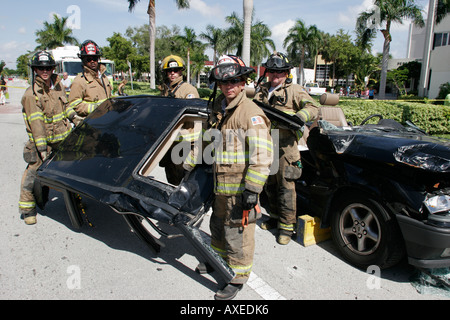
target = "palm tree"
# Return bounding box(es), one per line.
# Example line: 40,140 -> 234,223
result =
200,25 -> 223,64
283,19 -> 322,85
250,22 -> 275,78
175,27 -> 202,84
242,0 -> 253,66
127,0 -> 190,89
222,12 -> 275,64
357,0 -> 424,99
35,14 -> 78,50
190,51 -> 208,88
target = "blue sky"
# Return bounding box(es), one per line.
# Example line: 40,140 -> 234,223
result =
1,0 -> 430,69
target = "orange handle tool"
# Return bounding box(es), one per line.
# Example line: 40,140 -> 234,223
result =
242,204 -> 261,228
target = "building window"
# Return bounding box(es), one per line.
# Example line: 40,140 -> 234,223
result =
433,32 -> 450,49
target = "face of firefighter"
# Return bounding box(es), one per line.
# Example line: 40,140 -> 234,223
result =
267,70 -> 288,88
166,68 -> 183,83
34,66 -> 55,85
218,77 -> 245,104
83,56 -> 99,71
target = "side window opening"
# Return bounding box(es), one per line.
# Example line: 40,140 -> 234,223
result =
138,114 -> 207,186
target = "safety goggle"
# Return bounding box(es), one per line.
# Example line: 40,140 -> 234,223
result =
265,56 -> 285,69
212,63 -> 241,81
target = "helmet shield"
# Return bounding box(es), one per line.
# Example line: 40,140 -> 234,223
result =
210,55 -> 254,82
212,63 -> 241,81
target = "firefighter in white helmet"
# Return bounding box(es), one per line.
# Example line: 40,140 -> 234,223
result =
187,55 -> 273,300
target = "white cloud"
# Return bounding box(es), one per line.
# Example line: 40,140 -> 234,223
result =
190,0 -> 222,17
0,41 -> 33,68
272,19 -> 296,51
18,27 -> 26,34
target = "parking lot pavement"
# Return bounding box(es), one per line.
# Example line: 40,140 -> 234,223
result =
1,83 -> 448,302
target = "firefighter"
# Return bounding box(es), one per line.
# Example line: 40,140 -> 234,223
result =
254,52 -> 319,245
19,51 -> 72,225
159,55 -> 200,185
67,40 -> 112,125
160,55 -> 199,99
191,55 -> 273,300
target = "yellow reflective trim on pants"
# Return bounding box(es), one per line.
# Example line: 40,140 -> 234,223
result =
229,262 -> 253,277
279,222 -> 295,232
19,201 -> 35,210
211,244 -> 227,259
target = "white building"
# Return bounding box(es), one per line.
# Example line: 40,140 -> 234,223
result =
416,4 -> 450,99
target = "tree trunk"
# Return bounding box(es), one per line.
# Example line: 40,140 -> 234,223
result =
148,1 -> 156,90
242,0 -> 253,66
379,28 -> 391,100
187,47 -> 191,84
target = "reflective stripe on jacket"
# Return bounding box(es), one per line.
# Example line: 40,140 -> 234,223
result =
67,64 -> 112,119
213,90 -> 273,196
21,74 -> 72,152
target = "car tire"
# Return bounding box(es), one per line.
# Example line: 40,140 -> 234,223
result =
330,193 -> 405,270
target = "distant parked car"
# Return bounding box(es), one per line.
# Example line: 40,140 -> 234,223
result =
305,82 -> 326,95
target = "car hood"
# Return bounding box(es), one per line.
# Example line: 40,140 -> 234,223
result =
321,125 -> 450,173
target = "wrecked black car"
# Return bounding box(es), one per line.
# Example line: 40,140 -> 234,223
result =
35,94 -> 450,277
295,106 -> 450,270
36,96 -> 234,282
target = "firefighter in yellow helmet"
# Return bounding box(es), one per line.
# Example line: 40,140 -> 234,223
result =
160,55 -> 199,99
254,52 -> 319,245
159,55 -> 200,185
66,40 -> 112,125
187,55 -> 273,300
19,51 -> 72,224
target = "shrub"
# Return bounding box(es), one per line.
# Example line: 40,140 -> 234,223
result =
338,100 -> 450,135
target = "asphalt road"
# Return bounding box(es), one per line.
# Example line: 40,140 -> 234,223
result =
1,79 -> 448,304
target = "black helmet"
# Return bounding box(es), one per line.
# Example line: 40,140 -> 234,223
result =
78,40 -> 102,58
262,52 -> 292,71
210,55 -> 254,82
30,51 -> 56,68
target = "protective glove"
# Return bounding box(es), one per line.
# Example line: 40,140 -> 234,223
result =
39,151 -> 48,161
242,189 -> 258,211
72,115 -> 84,126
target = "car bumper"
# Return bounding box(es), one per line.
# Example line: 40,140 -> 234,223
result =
396,214 -> 450,268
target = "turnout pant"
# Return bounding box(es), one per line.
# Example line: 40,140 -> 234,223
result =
210,195 -> 259,284
264,154 -> 299,233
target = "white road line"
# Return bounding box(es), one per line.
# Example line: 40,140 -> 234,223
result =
247,272 -> 286,300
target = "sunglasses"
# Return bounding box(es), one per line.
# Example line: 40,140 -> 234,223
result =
84,57 -> 99,62
218,78 -> 243,85
36,66 -> 53,71
267,69 -> 287,74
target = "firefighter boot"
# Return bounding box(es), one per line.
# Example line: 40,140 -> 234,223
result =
23,213 -> 37,225
277,230 -> 293,245
214,283 -> 243,300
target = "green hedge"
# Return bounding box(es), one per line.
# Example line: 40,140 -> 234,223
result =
337,99 -> 450,135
